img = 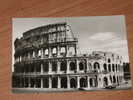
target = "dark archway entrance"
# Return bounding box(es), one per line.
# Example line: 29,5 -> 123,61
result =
70,61 -> 76,71
52,77 -> 58,88
70,78 -> 77,88
80,77 -> 87,88
61,77 -> 67,88
60,61 -> 67,71
103,77 -> 108,86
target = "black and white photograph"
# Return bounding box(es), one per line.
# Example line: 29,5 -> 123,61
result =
12,16 -> 131,93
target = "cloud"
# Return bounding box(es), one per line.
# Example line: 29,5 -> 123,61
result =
89,32 -> 117,41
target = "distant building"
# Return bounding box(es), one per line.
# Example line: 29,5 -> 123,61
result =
12,22 -> 126,92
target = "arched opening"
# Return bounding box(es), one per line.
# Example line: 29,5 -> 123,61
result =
108,64 -> 111,72
43,77 -> 49,88
36,77 -> 41,88
60,61 -> 67,71
43,62 -> 49,72
38,49 -> 41,57
103,77 -> 108,86
103,63 -> 107,71
94,62 -> 100,72
79,62 -> 84,70
36,63 -> 41,73
68,47 -> 75,56
80,77 -> 87,88
61,77 -> 67,88
60,47 -> 66,56
52,61 -> 57,72
24,77 -> 29,88
94,62 -> 100,69
108,58 -> 111,63
70,78 -> 77,88
52,48 -> 57,55
89,78 -> 97,87
44,49 -> 48,56
30,77 -> 35,88
70,61 -> 76,71
52,77 -> 58,88
89,78 -> 93,87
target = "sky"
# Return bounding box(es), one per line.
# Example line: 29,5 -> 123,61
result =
12,15 -> 129,62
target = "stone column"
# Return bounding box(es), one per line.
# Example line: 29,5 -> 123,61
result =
41,48 -> 44,58
87,76 -> 90,89
49,61 -> 52,73
66,45 -> 69,57
77,76 -> 80,88
41,78 -> 43,88
67,60 -> 70,73
49,76 -> 52,89
67,76 -> 70,89
58,76 -> 61,89
41,63 -> 43,74
57,61 -> 60,73
57,46 -> 60,57
77,60 -> 79,73
49,47 -> 52,58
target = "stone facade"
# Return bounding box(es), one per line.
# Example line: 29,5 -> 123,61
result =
12,22 -> 125,92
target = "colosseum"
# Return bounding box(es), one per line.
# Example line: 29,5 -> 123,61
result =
12,22 -> 125,92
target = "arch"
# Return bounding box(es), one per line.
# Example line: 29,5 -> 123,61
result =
94,62 -> 100,69
70,78 -> 77,88
61,77 -> 67,88
108,58 -> 111,63
52,61 -> 57,71
89,78 -> 93,87
70,61 -> 76,71
43,77 -> 49,88
108,64 -> 111,72
60,61 -> 67,71
103,77 -> 108,86
52,77 -> 58,88
45,49 -> 48,55
103,63 -> 107,71
43,62 -> 49,72
80,77 -> 87,88
60,47 -> 66,53
68,47 -> 75,56
52,47 -> 57,54
38,49 -> 41,57
36,77 -> 41,88
79,62 -> 84,70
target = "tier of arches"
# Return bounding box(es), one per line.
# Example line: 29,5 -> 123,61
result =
12,76 -> 98,89
15,45 -> 76,63
14,59 -> 123,75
